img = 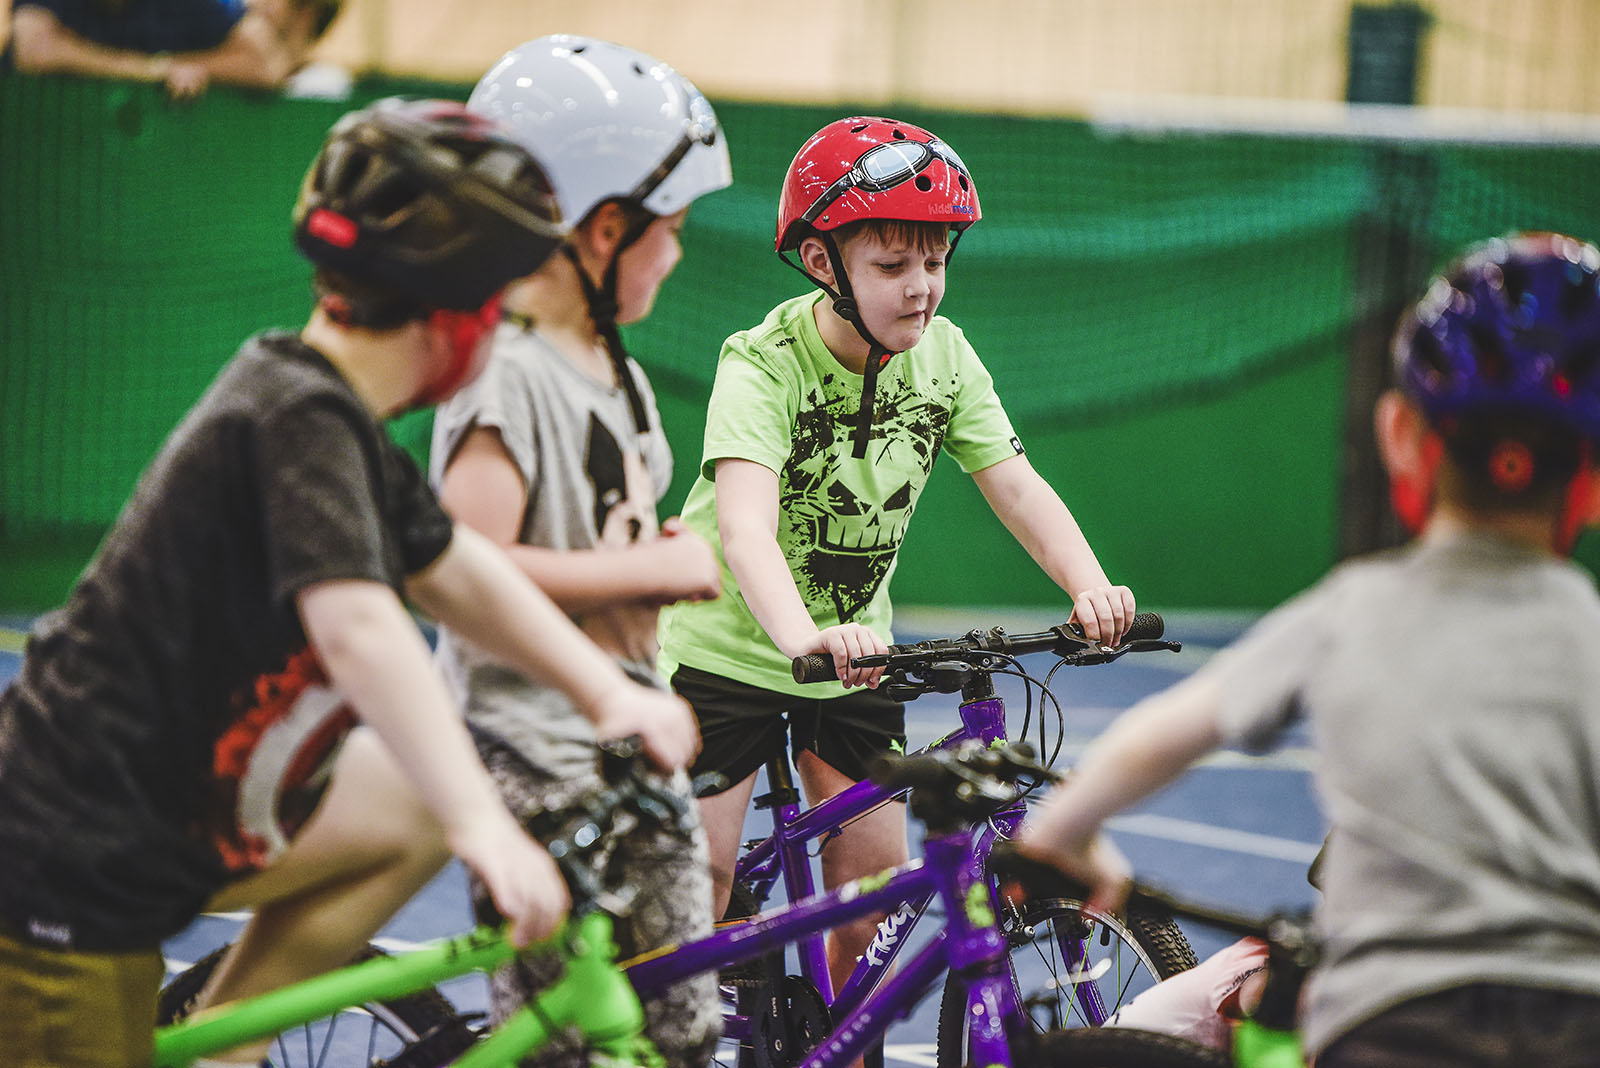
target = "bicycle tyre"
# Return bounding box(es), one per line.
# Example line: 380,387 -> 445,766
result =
1033,1026 -> 1232,1068
935,892 -> 1198,1068
158,942 -> 477,1068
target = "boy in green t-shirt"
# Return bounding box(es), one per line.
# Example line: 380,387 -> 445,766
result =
657,116 -> 1136,999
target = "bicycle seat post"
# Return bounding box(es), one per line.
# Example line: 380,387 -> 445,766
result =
752,751 -> 801,814
752,748 -> 833,993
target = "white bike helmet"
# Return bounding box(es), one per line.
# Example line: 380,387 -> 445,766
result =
469,35 -> 732,433
470,34 -> 730,224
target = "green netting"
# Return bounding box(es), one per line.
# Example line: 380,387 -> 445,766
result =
5,74 -> 1600,608
1,75 -> 347,531
624,106 -> 1375,425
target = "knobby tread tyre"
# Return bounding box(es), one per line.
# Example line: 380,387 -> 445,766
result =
1035,1025 -> 1232,1067
934,894 -> 1198,1068
1127,907 -> 1201,975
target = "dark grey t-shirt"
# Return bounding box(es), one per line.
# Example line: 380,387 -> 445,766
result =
0,332 -> 452,950
1207,529 -> 1600,1054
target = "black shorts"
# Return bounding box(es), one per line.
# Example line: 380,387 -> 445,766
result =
1317,983 -> 1600,1067
670,663 -> 906,795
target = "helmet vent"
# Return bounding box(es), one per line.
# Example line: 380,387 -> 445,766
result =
891,128 -> 907,139
1558,264 -> 1600,318
914,175 -> 933,192
1412,330 -> 1451,388
1468,325 -> 1510,384
1498,260 -> 1533,324
851,123 -> 868,133
957,174 -> 969,191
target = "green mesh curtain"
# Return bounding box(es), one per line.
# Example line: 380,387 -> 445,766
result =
4,75 -> 1600,611
627,105 -> 1371,422
1,76 -> 341,529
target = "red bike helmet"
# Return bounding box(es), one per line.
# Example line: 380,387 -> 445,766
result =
775,116 -> 980,253
775,117 -> 981,457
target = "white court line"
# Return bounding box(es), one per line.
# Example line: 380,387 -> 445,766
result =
166,922 -> 430,976
883,1044 -> 938,1067
1046,735 -> 1319,773
1105,813 -> 1323,864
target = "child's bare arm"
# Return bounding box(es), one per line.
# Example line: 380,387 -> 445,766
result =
407,525 -> 701,772
439,426 -> 719,611
10,7 -> 179,82
971,453 -> 1136,644
171,8 -> 317,91
715,457 -> 886,688
297,577 -> 568,946
1019,671 -> 1225,913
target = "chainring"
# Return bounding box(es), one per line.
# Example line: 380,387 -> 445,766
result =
750,975 -> 831,1068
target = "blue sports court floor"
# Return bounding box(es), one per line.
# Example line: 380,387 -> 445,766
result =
0,607 -> 1323,1065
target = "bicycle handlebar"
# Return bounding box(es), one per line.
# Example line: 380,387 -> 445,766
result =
532,735 -> 697,917
791,611 -> 1173,685
866,740 -> 1058,830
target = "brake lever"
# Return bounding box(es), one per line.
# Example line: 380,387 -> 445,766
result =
985,740 -> 1060,785
1058,637 -> 1182,667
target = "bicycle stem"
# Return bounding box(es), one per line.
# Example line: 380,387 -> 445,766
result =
456,912 -> 659,1068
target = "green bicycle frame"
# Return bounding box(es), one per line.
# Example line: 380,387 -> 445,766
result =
1232,1018 -> 1307,1068
152,911 -> 661,1068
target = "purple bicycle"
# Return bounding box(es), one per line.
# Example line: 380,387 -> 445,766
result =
701,611 -> 1197,1068
159,615 -> 1200,1068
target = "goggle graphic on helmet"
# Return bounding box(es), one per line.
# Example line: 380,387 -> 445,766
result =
800,138 -> 970,226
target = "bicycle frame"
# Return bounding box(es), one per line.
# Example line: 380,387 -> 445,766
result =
729,678 -> 1119,1029
153,903 -> 657,1068
627,823 -> 1027,1068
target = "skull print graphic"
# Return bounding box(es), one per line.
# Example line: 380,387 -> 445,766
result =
781,372 -> 951,621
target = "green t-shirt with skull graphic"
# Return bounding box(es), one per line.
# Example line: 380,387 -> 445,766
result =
657,292 -> 1023,698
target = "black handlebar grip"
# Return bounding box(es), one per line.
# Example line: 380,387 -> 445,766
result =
867,752 -> 949,790
1126,612 -> 1165,642
792,653 -> 838,684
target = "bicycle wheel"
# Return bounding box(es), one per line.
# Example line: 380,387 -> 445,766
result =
935,892 -> 1198,1068
1033,1026 -> 1231,1068
158,942 -> 478,1068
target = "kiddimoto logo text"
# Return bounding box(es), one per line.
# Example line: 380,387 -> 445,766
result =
944,204 -> 975,214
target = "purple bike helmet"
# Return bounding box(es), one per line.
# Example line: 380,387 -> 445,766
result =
1389,231 -> 1600,548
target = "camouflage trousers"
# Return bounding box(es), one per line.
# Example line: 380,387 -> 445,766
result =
473,741 -> 719,1068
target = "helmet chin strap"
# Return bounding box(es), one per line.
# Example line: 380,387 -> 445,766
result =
783,232 -> 895,460
563,214 -> 655,435
777,228 -> 967,460
412,296 -> 502,409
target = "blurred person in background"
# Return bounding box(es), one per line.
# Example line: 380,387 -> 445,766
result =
4,0 -> 340,100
